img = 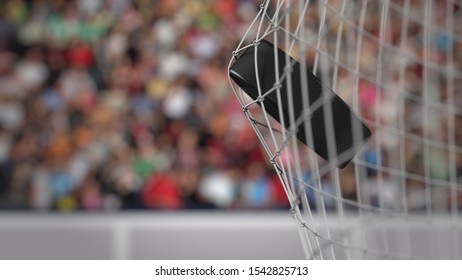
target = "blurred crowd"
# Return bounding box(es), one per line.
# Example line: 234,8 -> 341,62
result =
0,0 -> 292,211
0,0 -> 461,212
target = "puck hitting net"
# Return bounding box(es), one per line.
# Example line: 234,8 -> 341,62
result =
228,0 -> 462,259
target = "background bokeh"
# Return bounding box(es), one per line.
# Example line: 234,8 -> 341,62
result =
0,0 -> 291,211
0,0 -> 461,213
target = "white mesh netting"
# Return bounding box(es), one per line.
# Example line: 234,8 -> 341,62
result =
228,0 -> 462,259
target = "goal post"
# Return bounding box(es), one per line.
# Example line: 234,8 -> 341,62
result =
228,0 -> 462,259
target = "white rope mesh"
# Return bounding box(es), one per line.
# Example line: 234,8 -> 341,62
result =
228,0 -> 462,259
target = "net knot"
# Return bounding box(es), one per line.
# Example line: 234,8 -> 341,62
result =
269,21 -> 278,31
289,127 -> 298,136
270,151 -> 280,164
231,50 -> 238,58
241,106 -> 248,113
290,208 -> 296,217
284,64 -> 293,73
256,96 -> 265,102
252,40 -> 260,46
291,197 -> 300,207
274,82 -> 282,89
